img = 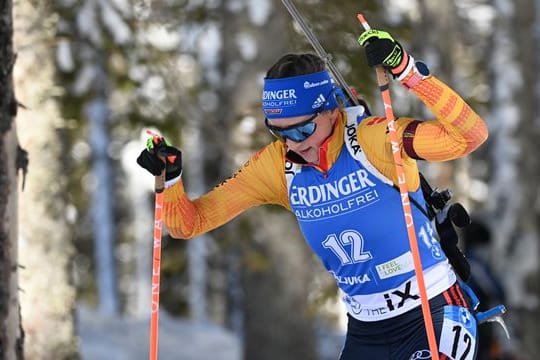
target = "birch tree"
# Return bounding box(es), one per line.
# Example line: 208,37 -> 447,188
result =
12,0 -> 79,358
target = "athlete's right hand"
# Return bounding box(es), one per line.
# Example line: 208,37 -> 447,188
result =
136,135 -> 183,181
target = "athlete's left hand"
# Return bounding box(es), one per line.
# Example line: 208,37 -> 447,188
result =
358,29 -> 410,78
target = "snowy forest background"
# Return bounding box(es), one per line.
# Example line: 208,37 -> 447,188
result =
1,0 -> 539,359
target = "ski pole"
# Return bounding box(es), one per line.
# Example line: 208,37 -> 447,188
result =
147,129 -> 165,360
356,14 -> 440,360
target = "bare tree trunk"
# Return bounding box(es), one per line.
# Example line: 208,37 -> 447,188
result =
508,0 -> 540,358
13,0 -> 79,358
0,0 -> 24,358
87,76 -> 120,315
0,129 -> 23,360
54,0 -> 122,316
184,116 -> 210,324
486,1 -> 539,358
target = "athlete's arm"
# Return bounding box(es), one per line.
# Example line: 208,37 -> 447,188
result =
163,142 -> 290,239
357,73 -> 488,189
403,73 -> 488,161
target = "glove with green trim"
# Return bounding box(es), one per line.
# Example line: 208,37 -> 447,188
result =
358,29 -> 410,78
137,135 -> 183,181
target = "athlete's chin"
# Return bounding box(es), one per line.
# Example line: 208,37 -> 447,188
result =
298,149 -> 318,164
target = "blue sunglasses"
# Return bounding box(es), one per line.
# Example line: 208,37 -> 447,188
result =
265,113 -> 319,142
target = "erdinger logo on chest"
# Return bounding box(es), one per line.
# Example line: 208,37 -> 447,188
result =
290,169 -> 381,221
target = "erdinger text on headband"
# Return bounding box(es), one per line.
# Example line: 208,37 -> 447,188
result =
262,70 -> 338,120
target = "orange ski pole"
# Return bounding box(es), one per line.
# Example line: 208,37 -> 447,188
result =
147,130 -> 165,360
357,14 -> 440,360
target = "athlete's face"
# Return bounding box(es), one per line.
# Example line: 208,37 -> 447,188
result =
267,109 -> 338,164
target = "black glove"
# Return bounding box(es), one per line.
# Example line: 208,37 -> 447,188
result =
136,136 -> 183,181
358,29 -> 410,78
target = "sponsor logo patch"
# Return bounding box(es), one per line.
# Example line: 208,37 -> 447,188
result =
376,252 -> 414,279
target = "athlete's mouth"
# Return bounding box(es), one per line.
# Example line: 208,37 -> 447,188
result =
295,148 -> 311,155
287,145 -> 309,155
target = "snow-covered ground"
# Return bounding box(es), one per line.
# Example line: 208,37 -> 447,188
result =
77,305 -> 346,360
77,306 -> 241,360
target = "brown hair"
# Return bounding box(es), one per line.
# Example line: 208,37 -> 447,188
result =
265,53 -> 325,79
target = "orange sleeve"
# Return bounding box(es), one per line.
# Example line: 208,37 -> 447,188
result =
357,74 -> 488,190
405,74 -> 488,161
162,141 -> 290,239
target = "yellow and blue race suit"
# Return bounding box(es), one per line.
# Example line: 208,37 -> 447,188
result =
162,71 -> 488,359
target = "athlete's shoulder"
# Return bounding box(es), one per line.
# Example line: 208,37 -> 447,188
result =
246,141 -> 289,206
236,140 -> 288,185
250,140 -> 287,166
358,115 -> 418,136
357,116 -> 389,144
360,115 -> 388,128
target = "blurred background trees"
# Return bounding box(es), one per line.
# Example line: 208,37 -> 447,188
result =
2,0 -> 538,359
